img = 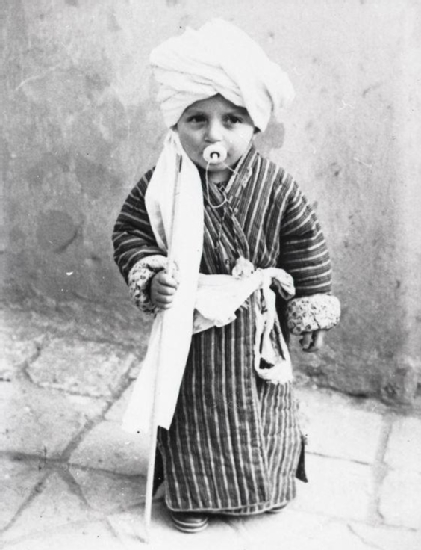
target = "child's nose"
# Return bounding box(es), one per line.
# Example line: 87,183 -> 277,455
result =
205,119 -> 224,142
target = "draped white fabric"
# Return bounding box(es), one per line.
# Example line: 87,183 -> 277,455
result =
122,131 -> 204,433
150,19 -> 295,131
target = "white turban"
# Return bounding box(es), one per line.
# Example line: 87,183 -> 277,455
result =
150,19 -> 295,131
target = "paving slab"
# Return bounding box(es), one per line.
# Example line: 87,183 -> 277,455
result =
69,420 -> 148,475
379,469 -> 421,529
296,388 -> 384,464
0,457 -> 46,530
69,466 -> 145,514
1,520 -> 125,550
1,472 -> 98,542
2,311 -> 420,549
384,416 -> 421,472
230,509 -> 374,550
290,454 -> 374,522
0,381 -> 104,457
228,509 -> 331,550
27,338 -> 136,397
350,522 -> 421,550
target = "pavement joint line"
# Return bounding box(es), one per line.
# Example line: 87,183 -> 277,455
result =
101,518 -> 129,549
346,523 -> 383,550
65,462 -> 146,482
56,370 -> 134,462
58,465 -> 100,513
307,450 -> 374,467
105,516 -> 132,547
14,334 -> 51,387
0,517 -> 118,549
278,505 -> 373,529
273,505 -> 420,534
6,451 -> 51,473
21,338 -> 137,399
0,470 -> 52,538
13,336 -> 46,377
23,385 -> 122,400
50,413 -> 107,463
63,465 -> 146,516
65,462 -> 145,482
0,451 -> 148,482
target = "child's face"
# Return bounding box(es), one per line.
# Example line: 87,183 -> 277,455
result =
176,94 -> 256,181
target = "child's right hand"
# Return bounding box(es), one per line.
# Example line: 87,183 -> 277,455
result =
150,271 -> 179,310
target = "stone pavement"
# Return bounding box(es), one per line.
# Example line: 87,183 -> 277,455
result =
1,302 -> 421,549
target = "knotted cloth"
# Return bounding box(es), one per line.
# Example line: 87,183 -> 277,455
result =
150,19 -> 295,131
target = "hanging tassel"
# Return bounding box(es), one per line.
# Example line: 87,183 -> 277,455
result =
295,433 -> 308,483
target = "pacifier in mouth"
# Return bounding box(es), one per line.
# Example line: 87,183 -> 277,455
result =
202,143 -> 227,165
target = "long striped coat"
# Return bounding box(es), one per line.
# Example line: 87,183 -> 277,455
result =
113,147 -> 332,514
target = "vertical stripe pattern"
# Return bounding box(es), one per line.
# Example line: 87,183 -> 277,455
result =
113,148 -> 332,514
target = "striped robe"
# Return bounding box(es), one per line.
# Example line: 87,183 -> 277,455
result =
113,146 -> 332,514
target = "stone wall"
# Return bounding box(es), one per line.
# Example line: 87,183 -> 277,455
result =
2,0 -> 421,403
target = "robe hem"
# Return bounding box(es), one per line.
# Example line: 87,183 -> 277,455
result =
165,498 -> 293,516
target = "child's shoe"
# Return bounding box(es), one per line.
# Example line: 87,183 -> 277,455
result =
266,502 -> 288,514
170,511 -> 209,533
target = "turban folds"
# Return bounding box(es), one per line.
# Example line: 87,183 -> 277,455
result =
150,19 -> 295,131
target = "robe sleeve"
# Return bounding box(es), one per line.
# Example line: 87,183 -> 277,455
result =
278,179 -> 340,334
112,169 -> 166,313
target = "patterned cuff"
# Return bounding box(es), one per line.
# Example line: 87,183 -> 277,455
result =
286,294 -> 340,335
128,256 -> 168,314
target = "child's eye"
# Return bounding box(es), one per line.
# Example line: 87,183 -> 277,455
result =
186,114 -> 207,124
225,114 -> 243,126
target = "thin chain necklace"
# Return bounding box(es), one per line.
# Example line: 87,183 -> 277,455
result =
203,153 -> 244,210
205,181 -> 229,209
203,149 -> 254,272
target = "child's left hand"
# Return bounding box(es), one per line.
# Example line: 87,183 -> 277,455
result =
300,330 -> 326,353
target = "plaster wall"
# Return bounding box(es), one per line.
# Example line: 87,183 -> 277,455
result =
2,0 -> 421,402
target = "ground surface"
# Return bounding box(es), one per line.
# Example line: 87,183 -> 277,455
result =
1,301 -> 420,549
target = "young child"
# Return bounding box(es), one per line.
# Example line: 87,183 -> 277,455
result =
113,19 -> 340,533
